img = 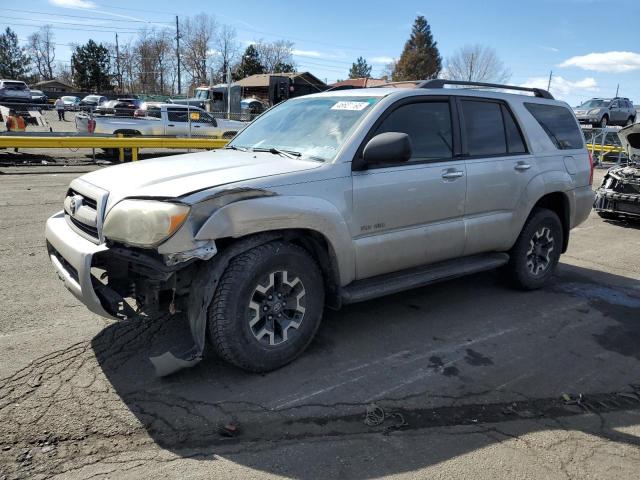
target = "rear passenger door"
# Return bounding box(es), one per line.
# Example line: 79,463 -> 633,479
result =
351,97 -> 467,279
459,98 -> 535,255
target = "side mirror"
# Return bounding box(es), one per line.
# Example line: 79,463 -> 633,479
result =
362,132 -> 412,165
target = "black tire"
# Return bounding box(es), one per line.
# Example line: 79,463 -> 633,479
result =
208,241 -> 325,372
599,115 -> 608,128
507,208 -> 563,290
597,211 -> 619,221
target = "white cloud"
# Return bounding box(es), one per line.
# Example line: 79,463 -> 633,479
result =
520,76 -> 598,99
540,46 -> 559,53
370,56 -> 394,64
49,0 -> 96,8
559,51 -> 640,73
292,49 -> 326,59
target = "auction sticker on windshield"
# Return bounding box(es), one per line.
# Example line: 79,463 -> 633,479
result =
331,101 -> 371,111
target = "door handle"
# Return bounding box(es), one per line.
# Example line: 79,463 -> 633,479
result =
441,170 -> 464,179
515,162 -> 531,171
193,125 -> 201,128
167,124 -> 175,127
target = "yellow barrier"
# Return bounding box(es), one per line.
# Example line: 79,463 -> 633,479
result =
586,143 -> 624,154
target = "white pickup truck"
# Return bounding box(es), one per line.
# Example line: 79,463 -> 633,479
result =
75,103 -> 246,139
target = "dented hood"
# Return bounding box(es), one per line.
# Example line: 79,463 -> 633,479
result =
79,149 -> 322,208
618,123 -> 640,159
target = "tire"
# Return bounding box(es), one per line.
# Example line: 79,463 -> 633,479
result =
208,241 -> 325,372
599,115 -> 608,128
626,117 -> 635,126
506,208 -> 563,290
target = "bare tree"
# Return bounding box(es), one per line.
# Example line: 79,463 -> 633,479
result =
254,40 -> 296,73
28,25 -> 56,81
380,59 -> 397,81
55,62 -> 73,85
443,45 -> 510,83
181,13 -> 217,87
214,24 -> 239,83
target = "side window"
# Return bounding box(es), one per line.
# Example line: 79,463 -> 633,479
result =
525,103 -> 583,150
167,109 -> 188,122
195,112 -> 217,125
373,101 -> 453,161
146,107 -> 161,119
501,105 -> 527,154
461,100 -> 507,156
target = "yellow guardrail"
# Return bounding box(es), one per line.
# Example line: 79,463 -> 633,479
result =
586,143 -> 624,154
0,135 -> 229,161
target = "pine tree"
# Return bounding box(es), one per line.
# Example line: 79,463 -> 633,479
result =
392,16 -> 442,81
233,45 -> 265,80
71,40 -> 112,92
0,27 -> 31,79
273,62 -> 295,73
348,57 -> 372,79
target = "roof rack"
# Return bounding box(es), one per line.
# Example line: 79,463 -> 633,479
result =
417,79 -> 554,100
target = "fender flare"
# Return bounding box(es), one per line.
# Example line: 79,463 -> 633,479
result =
195,195 -> 356,285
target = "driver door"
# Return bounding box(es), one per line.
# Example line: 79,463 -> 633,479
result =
351,97 -> 467,280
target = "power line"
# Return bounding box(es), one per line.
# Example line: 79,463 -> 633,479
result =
2,22 -> 140,34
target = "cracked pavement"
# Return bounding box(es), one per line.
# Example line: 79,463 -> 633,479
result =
0,166 -> 639,479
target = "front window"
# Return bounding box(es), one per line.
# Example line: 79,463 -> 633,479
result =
228,96 -> 381,161
579,100 -> 607,108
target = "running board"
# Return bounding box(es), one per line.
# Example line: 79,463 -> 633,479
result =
340,253 -> 509,305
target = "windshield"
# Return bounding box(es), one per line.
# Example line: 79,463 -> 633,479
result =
62,96 -> 77,101
228,96 -> 380,161
580,99 -> 608,108
3,81 -> 27,90
195,89 -> 209,100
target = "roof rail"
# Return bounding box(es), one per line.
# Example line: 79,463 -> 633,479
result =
417,79 -> 554,100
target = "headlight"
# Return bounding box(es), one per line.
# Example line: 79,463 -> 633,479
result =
103,200 -> 190,247
588,109 -> 601,115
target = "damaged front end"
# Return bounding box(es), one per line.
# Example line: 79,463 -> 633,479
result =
594,124 -> 640,219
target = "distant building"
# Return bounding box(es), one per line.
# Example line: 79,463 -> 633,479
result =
31,79 -> 75,93
235,72 -> 326,104
328,78 -> 388,89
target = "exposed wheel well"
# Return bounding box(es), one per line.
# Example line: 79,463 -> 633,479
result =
531,192 -> 570,252
113,129 -> 141,136
216,229 -> 342,309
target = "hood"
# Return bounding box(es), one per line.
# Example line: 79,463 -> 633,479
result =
79,149 -> 323,208
618,123 -> 640,161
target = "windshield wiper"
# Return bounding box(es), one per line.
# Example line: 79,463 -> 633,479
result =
225,145 -> 249,152
253,147 -> 302,159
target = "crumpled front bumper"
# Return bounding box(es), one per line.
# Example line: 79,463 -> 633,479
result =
45,211 -> 117,320
594,188 -> 640,217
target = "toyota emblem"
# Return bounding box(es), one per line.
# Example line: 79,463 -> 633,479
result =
69,195 -> 83,215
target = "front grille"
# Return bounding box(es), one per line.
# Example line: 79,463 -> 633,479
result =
64,185 -> 104,243
68,188 -> 97,209
69,215 -> 99,239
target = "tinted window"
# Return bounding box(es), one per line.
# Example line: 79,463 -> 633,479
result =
146,107 -> 161,119
462,100 -> 507,156
374,102 -> 452,160
502,105 -> 527,153
525,103 -> 583,150
167,109 -> 189,122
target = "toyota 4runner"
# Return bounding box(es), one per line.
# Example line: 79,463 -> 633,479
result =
45,80 -> 594,375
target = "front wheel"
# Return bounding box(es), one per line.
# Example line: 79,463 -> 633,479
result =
599,116 -> 608,128
208,241 -> 325,372
506,208 -> 563,290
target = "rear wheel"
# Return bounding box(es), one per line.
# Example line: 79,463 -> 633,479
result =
208,241 -> 325,372
506,208 -> 563,290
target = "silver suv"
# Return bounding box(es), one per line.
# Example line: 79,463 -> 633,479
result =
573,97 -> 636,127
0,79 -> 31,105
45,80 -> 594,375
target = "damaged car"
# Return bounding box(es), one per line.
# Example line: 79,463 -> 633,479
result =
45,80 -> 594,376
594,123 -> 640,220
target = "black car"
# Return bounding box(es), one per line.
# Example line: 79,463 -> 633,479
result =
95,98 -> 143,117
29,89 -> 49,108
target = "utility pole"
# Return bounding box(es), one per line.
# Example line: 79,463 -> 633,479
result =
175,15 -> 181,95
115,33 -> 121,94
547,70 -> 553,91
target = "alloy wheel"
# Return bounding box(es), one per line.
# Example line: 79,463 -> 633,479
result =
525,226 -> 555,276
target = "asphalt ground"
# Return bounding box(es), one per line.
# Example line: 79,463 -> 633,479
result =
0,166 -> 639,479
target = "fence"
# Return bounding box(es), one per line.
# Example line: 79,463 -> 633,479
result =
582,127 -> 627,165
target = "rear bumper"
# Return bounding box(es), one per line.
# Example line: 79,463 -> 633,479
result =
45,211 -> 116,320
571,185 -> 595,228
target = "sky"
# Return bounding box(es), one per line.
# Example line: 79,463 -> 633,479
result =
1,0 -> 639,106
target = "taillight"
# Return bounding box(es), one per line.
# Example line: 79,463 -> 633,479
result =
588,151 -> 594,186
134,109 -> 144,117
87,119 -> 96,133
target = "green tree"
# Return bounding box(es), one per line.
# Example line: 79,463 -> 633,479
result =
348,56 -> 372,79
0,27 -> 31,79
71,40 -> 112,92
233,44 -> 265,80
392,16 -> 441,81
273,61 -> 295,73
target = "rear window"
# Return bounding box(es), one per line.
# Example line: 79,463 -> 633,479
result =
3,81 -> 27,90
146,107 -> 161,119
525,103 -> 584,150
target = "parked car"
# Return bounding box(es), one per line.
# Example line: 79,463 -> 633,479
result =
95,98 -> 142,116
594,123 -> 640,220
240,98 -> 266,120
79,95 -> 107,110
573,97 -> 636,127
60,96 -> 81,111
45,80 -> 594,375
29,89 -> 49,107
0,79 -> 31,105
76,103 -> 245,138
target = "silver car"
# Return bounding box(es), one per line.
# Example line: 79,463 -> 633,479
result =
45,80 -> 594,375
573,97 -> 636,127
